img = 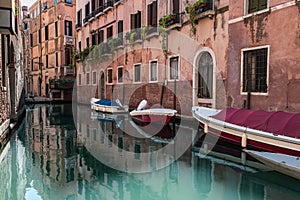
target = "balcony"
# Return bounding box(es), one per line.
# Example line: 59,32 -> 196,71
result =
103,0 -> 113,12
94,6 -> 104,18
186,0 -> 214,21
114,0 -> 123,6
76,23 -> 82,30
83,15 -> 91,24
63,66 -> 75,76
64,35 -> 74,46
0,0 -> 15,34
159,13 -> 181,29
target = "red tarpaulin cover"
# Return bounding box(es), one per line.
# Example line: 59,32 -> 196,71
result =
212,108 -> 300,139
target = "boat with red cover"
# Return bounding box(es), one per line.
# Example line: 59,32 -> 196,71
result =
130,100 -> 177,126
192,106 -> 300,156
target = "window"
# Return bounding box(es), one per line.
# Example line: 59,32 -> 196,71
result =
107,68 -> 113,84
117,21 -> 123,45
85,3 -> 90,17
131,11 -> 141,29
134,64 -> 141,83
30,34 -> 33,47
171,0 -> 180,14
149,60 -> 158,82
65,0 -> 72,4
55,21 -> 58,37
78,74 -> 82,85
86,37 -> 90,47
65,20 -> 73,36
147,1 -> 158,26
92,71 -> 97,84
98,30 -> 104,44
107,26 -> 113,40
242,47 -> 268,93
169,56 -> 179,80
91,0 -> 96,12
86,72 -> 90,85
42,2 -> 47,11
46,55 -> 48,68
247,0 -> 267,14
45,25 -> 49,40
198,52 -> 213,99
38,29 -> 41,43
77,9 -> 82,25
55,52 -> 58,67
24,22 -> 28,30
78,41 -> 82,52
65,47 -> 72,66
117,67 -> 123,83
92,34 -> 96,45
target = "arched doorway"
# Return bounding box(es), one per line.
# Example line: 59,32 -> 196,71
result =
99,71 -> 105,99
193,48 -> 216,108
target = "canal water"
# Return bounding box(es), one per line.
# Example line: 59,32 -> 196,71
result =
1,104 -> 300,200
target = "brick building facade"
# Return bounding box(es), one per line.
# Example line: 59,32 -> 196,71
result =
27,0 -> 76,101
75,0 -> 229,116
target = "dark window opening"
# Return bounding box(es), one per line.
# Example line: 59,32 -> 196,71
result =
107,26 -> 113,40
107,69 -> 113,83
45,25 -> 49,40
65,20 -> 73,36
118,67 -> 123,83
248,0 -> 267,14
242,48 -> 268,93
198,52 -> 213,98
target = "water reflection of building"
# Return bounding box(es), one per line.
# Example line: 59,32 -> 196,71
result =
25,104 -> 78,200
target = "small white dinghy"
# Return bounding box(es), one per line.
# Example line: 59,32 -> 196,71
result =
245,150 -> 300,180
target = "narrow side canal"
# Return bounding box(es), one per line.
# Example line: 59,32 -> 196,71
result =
0,104 -> 300,200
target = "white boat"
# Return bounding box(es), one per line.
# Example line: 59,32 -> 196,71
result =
192,106 -> 300,156
245,150 -> 300,180
91,98 -> 128,113
130,100 -> 177,125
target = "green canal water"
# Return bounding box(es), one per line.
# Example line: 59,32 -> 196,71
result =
1,104 -> 300,200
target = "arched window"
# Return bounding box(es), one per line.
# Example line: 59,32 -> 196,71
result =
198,52 -> 213,99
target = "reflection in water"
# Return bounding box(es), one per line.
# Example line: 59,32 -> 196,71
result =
0,104 -> 299,200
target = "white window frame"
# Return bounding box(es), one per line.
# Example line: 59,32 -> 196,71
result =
107,68 -> 113,85
149,59 -> 158,83
86,72 -> 90,85
168,55 -> 180,81
244,0 -> 269,17
133,63 -> 142,83
240,45 -> 270,96
92,70 -> 97,85
117,66 -> 124,84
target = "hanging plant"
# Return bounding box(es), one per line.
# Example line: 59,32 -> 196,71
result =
141,26 -> 148,40
186,0 -> 206,36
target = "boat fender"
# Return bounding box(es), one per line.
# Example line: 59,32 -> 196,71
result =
204,123 -> 208,134
137,99 -> 148,111
241,133 -> 247,148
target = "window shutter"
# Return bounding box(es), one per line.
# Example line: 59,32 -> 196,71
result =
64,21 -> 67,35
147,4 -> 152,26
259,0 -> 267,10
153,1 -> 158,26
118,21 -> 123,34
70,21 -> 73,36
131,14 -> 135,29
137,11 -> 141,28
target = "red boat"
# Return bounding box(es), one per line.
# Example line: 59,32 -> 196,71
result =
130,100 -> 177,126
192,107 -> 300,156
